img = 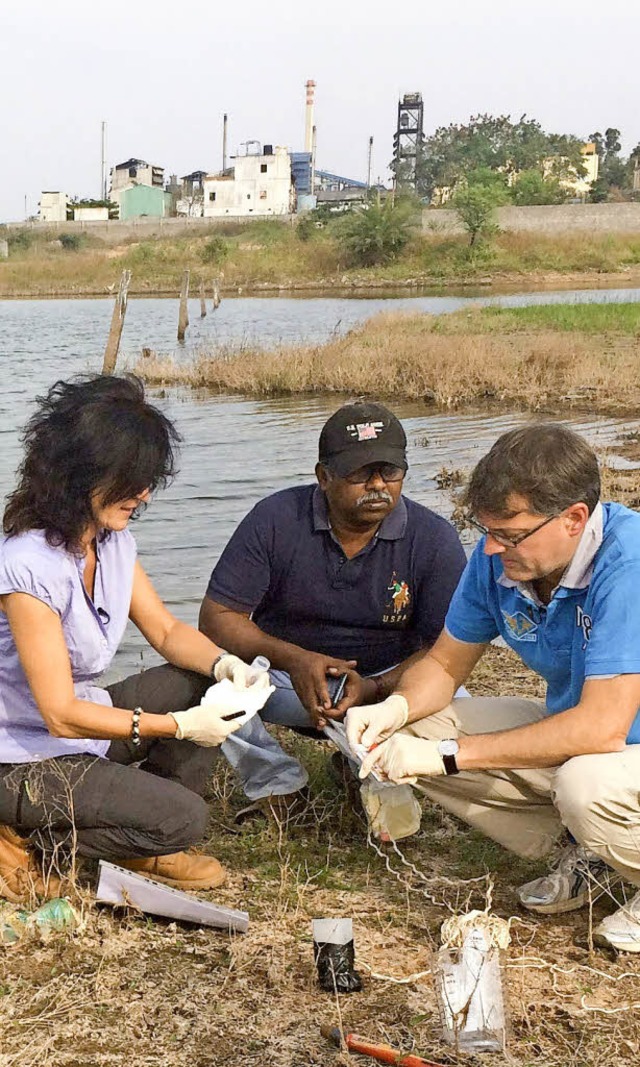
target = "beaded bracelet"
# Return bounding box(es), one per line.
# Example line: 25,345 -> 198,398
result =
131,706 -> 142,747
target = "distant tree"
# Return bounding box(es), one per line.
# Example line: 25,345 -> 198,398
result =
511,169 -> 567,205
588,178 -> 609,203
338,198 -> 417,266
452,176 -> 507,246
418,114 -> 586,202
589,127 -> 631,196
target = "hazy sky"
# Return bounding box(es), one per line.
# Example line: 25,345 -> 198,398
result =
1,0 -> 638,221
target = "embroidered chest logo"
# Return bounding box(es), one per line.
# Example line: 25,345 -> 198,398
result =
346,420 -> 385,442
576,605 -> 592,644
383,573 -> 411,625
502,610 -> 538,642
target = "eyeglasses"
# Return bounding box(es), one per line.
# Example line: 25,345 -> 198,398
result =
338,463 -> 406,485
467,512 -> 560,549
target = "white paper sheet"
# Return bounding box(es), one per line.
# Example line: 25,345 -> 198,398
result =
96,861 -> 249,933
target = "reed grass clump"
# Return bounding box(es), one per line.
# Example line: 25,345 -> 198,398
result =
135,304 -> 640,415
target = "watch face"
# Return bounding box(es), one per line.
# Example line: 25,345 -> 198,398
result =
439,739 -> 460,758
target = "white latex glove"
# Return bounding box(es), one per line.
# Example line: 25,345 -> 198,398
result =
345,694 -> 409,753
213,653 -> 259,690
359,734 -> 446,784
170,675 -> 274,747
169,704 -> 247,747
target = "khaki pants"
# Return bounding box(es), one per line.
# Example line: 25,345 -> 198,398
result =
406,698 -> 640,887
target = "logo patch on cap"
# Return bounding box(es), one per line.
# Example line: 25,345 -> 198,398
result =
347,421 -> 384,442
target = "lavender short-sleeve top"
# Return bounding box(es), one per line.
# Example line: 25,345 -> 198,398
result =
0,529 -> 137,763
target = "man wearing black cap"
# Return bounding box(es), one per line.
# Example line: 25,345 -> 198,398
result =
199,401 -> 466,817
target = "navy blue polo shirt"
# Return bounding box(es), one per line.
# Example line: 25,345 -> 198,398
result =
206,484 -> 466,675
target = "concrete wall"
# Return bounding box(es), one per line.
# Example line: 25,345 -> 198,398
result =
4,216 -> 294,243
74,206 -> 109,222
422,202 -> 640,236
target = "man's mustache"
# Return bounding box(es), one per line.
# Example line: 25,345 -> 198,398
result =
356,490 -> 393,507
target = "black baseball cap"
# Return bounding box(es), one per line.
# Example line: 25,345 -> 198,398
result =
318,402 -> 408,477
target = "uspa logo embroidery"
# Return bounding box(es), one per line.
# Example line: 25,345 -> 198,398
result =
576,604 -> 592,644
383,573 -> 411,624
502,610 -> 538,642
346,421 -> 384,442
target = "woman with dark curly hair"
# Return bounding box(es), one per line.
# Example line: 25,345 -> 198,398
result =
0,375 -> 271,903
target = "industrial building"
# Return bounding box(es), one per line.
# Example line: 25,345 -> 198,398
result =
203,144 -> 293,217
36,80 -> 375,225
109,158 -> 167,219
38,191 -> 69,222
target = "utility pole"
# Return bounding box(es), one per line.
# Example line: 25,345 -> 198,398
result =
311,124 -> 317,196
367,136 -> 374,189
222,113 -> 228,173
101,121 -> 107,201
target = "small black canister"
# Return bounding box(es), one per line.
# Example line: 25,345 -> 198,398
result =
312,918 -> 363,993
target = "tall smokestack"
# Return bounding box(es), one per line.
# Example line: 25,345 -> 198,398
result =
222,113 -> 228,172
304,79 -> 316,153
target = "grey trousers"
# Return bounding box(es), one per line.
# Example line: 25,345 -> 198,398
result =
0,665 -> 214,861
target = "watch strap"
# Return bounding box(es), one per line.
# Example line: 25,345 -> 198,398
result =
442,752 -> 459,776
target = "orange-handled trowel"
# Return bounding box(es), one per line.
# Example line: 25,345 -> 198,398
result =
321,1024 -> 446,1067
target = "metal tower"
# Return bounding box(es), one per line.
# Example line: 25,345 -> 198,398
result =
391,92 -> 425,191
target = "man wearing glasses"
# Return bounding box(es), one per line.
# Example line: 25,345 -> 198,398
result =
199,401 -> 466,820
347,423 -> 640,952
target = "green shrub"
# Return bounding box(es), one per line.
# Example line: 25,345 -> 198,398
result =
8,229 -> 36,252
337,199 -> 417,266
200,236 -> 229,264
59,232 -> 84,251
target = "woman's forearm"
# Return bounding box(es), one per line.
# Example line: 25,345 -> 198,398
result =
47,699 -> 178,741
153,618 -> 224,677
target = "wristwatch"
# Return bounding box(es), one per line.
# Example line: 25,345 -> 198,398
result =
210,651 -> 229,678
437,738 -> 460,775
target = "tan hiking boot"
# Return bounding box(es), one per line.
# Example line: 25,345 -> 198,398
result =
0,825 -> 62,904
117,850 -> 226,890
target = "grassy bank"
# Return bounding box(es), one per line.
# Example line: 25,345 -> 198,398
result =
3,464 -> 640,1067
3,641 -> 640,1067
135,301 -> 640,416
3,221 -> 640,297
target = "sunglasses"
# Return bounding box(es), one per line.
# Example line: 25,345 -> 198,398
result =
337,463 -> 406,485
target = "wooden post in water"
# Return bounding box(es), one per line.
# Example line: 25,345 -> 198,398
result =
199,280 -> 207,318
178,270 -> 190,341
102,270 -> 132,375
212,279 -> 221,310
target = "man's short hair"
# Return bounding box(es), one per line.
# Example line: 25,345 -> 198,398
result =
464,423 -> 601,518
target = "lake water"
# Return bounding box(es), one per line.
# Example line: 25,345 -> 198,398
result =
1,286 -> 638,674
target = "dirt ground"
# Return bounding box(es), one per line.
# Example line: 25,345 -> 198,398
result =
3,457 -> 640,1067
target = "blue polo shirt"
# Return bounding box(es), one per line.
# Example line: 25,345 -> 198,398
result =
206,485 -> 466,676
445,502 -> 640,743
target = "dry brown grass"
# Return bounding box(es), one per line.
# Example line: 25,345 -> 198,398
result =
135,308 -> 640,415
3,655 -> 640,1067
3,458 -> 640,1066
2,225 -> 640,298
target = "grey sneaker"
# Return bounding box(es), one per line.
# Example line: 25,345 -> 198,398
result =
517,844 -> 619,915
594,890 -> 640,952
